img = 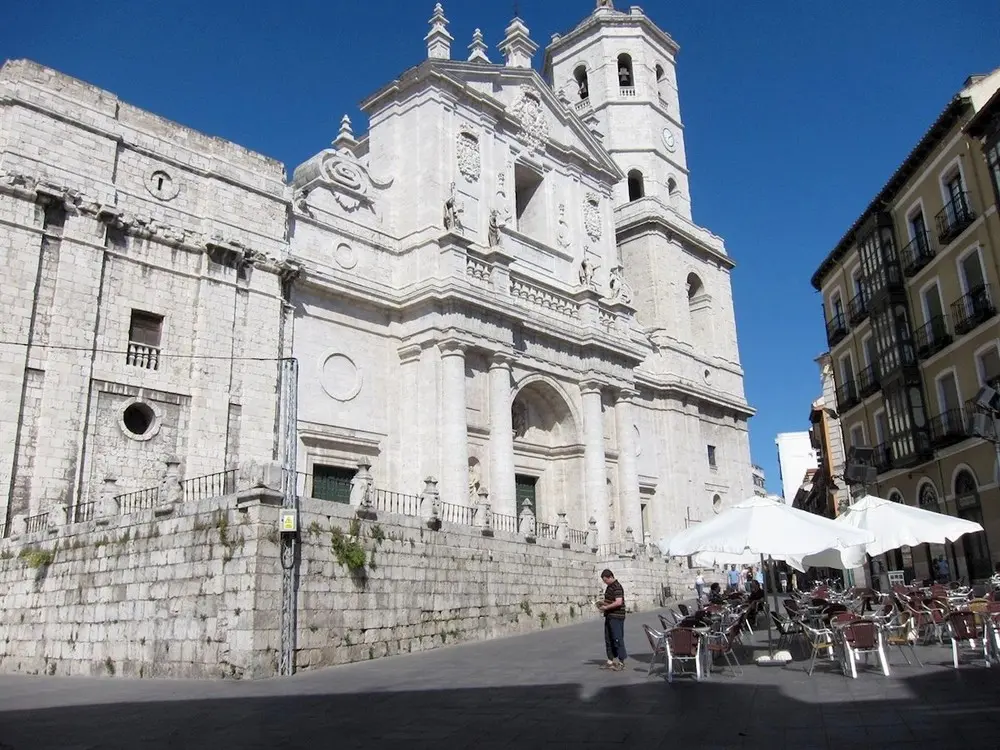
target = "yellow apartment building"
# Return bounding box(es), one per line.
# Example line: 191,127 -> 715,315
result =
811,69 -> 1000,584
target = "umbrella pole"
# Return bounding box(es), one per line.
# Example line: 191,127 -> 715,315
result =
762,553 -> 774,657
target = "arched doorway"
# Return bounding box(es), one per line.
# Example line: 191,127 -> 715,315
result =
510,379 -> 583,530
917,481 -> 945,582
885,490 -> 905,573
954,469 -> 992,581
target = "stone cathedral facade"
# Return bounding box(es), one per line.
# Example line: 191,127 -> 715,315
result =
0,2 -> 754,549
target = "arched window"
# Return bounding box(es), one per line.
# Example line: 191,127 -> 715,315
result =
655,64 -> 667,100
888,490 -> 903,504
667,177 -> 678,196
686,273 -> 703,301
954,469 -> 977,499
574,65 -> 589,100
627,169 -> 644,201
918,482 -> 939,511
617,54 -> 633,89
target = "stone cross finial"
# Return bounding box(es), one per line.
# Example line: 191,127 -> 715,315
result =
518,497 -> 536,539
425,3 -> 454,60
498,16 -> 538,69
586,516 -> 598,551
468,29 -> 490,63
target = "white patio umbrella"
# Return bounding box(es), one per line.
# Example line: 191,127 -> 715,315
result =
786,494 -> 985,571
658,494 -> 876,657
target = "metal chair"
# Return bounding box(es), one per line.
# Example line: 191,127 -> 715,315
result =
664,627 -> 703,683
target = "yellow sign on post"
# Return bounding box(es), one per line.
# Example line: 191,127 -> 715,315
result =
280,510 -> 298,534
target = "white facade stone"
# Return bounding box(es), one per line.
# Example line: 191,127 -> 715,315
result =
0,3 -> 754,552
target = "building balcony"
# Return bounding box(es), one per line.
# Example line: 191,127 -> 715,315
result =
872,442 -> 892,474
929,407 -> 971,449
825,312 -> 848,347
900,232 -> 935,277
866,263 -> 906,303
913,314 -> 952,360
126,342 -> 160,370
857,363 -> 880,398
935,192 -> 976,244
847,290 -> 869,326
951,284 -> 996,335
619,86 -> 636,97
835,380 -> 860,413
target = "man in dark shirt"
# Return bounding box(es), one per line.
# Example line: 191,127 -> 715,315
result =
598,568 -> 627,671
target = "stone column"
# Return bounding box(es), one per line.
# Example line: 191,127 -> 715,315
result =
580,379 -> 609,544
615,387 -> 643,541
439,340 -> 470,506
488,353 -> 517,517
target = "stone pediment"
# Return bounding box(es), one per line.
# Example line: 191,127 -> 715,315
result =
364,61 -> 622,183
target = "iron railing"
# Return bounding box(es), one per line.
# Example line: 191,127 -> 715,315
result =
825,312 -> 848,347
74,502 -> 96,523
835,380 -> 860,412
935,192 -> 976,244
857,364 -> 880,398
567,528 -> 588,546
183,470 -> 236,503
440,501 -> 476,526
126,342 -> 160,371
872,443 -> 892,474
116,487 -> 160,514
847,290 -> 869,325
537,522 -> 558,540
373,488 -> 420,517
900,232 -> 935,277
24,512 -> 49,533
929,407 -> 971,448
492,513 -> 518,533
913,315 -> 952,359
951,284 -> 995,335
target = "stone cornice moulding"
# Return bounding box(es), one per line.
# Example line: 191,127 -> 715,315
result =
614,199 -> 733,270
634,371 -> 755,419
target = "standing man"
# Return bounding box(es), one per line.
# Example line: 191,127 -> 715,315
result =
726,564 -> 740,593
597,569 -> 627,671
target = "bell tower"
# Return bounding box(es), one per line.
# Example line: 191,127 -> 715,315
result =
544,3 -> 690,219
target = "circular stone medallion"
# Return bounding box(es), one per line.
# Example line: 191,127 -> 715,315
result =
320,353 -> 362,401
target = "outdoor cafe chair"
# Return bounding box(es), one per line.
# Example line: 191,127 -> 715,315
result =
663,627 -> 703,683
947,611 -> 989,669
882,612 -> 922,668
802,622 -> 837,676
707,614 -> 744,677
840,619 -> 890,678
642,623 -> 668,677
769,610 -> 804,655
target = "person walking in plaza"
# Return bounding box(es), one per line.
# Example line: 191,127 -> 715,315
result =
597,569 -> 627,671
694,572 -> 706,604
726,564 -> 740,593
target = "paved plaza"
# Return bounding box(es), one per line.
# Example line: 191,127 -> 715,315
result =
0,605 -> 996,750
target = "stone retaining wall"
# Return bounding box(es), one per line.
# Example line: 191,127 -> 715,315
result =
0,490 -> 690,680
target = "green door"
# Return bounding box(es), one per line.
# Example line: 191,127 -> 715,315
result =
515,474 -> 537,516
312,465 -> 355,504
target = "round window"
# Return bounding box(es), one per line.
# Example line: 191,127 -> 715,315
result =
122,402 -> 156,437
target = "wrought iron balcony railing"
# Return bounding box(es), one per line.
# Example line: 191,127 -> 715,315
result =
900,232 -> 935,277
913,315 -> 952,359
825,312 -> 848,347
929,407 -> 971,449
951,284 -> 996,335
872,443 -> 892,474
848,291 -> 869,325
835,380 -> 860,413
857,363 -> 880,398
935,192 -> 976,244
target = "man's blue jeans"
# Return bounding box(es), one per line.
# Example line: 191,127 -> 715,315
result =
604,617 -> 627,661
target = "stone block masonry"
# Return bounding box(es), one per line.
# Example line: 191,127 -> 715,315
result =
0,490 -> 685,680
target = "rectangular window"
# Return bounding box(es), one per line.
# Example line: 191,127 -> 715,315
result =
977,344 -> 1000,386
959,249 -> 986,294
908,209 -> 927,241
874,410 -> 888,445
839,353 -> 855,386
513,163 -> 545,240
126,310 -> 163,370
105,225 -> 128,251
922,282 -> 944,322
849,424 -> 865,448
42,203 -> 66,234
830,291 -> 844,320
312,465 -> 355,503
936,371 -> 960,413
862,335 -> 877,368
707,445 -> 717,468
985,140 -> 1000,208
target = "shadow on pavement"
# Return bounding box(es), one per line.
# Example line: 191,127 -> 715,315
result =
0,658 -> 997,750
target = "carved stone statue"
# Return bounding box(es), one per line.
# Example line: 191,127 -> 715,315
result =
578,257 -> 596,288
578,78 -> 588,99
596,0 -> 614,8
293,188 -> 311,216
488,209 -> 502,248
608,265 -> 634,305
443,181 -> 463,231
511,400 -> 528,438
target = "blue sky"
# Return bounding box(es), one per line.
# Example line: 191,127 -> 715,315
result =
2,0 -> 998,493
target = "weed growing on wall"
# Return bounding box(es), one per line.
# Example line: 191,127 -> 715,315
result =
19,546 -> 55,569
